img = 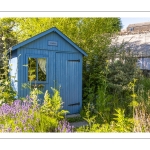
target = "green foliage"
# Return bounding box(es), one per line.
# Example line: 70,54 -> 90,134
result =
66,116 -> 83,123
76,123 -> 100,132
99,50 -> 142,117
77,108 -> 134,132
112,108 -> 134,132
0,80 -> 16,104
29,88 -> 43,107
13,18 -> 121,43
93,61 -> 113,123
0,101 -> 58,132
107,51 -> 142,95
94,87 -> 114,123
35,113 -> 58,132
40,88 -> 68,120
0,30 -> 17,104
0,18 -> 17,50
82,103 -> 96,128
0,18 -> 18,104
81,19 -> 122,110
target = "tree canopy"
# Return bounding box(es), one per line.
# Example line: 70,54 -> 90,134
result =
13,18 -> 122,48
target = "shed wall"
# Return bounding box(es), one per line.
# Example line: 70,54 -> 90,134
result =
11,29 -> 86,114
17,48 -> 54,100
17,47 -> 83,114
10,52 -> 18,94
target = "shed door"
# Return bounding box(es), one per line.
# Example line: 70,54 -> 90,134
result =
56,53 -> 82,114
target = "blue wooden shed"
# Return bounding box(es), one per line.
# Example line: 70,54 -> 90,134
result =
9,27 -> 87,114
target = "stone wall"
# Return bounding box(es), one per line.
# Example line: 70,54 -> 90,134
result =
127,22 -> 150,32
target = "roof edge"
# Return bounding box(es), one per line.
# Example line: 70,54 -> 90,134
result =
11,27 -> 87,56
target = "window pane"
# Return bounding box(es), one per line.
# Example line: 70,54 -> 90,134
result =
28,58 -> 37,81
38,58 -> 46,81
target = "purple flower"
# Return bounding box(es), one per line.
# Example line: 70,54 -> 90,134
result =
0,98 -> 37,132
56,120 -> 74,133
7,127 -> 12,132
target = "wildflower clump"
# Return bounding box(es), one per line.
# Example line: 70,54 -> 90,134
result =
55,120 -> 74,132
0,99 -> 35,132
0,98 -> 57,132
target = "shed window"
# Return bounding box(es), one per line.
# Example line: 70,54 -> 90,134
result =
28,58 -> 46,81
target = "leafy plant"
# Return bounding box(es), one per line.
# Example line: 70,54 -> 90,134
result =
107,50 -> 142,106
77,108 -> 134,132
67,116 -> 84,123
81,103 -> 96,129
112,108 -> 134,132
0,35 -> 17,104
128,78 -> 139,119
40,88 -> 68,120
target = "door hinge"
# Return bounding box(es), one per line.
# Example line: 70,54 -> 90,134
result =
68,59 -> 80,62
68,102 -> 80,106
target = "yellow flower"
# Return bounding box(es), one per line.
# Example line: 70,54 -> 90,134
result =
4,81 -> 9,85
131,94 -> 137,98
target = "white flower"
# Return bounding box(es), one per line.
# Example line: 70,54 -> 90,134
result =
2,36 -> 6,41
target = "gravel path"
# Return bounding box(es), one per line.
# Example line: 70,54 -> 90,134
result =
70,121 -> 88,128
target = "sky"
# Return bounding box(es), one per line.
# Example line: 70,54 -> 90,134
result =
121,18 -> 150,30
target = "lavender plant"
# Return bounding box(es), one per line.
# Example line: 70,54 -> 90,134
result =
0,98 -> 57,132
0,99 -> 33,132
55,120 -> 74,132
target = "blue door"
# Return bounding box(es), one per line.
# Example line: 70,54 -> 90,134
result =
56,53 -> 82,114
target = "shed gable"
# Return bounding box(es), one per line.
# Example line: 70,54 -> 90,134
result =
22,32 -> 79,53
11,27 -> 87,56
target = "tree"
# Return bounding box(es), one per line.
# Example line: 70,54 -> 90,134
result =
0,18 -> 18,103
0,18 -> 17,73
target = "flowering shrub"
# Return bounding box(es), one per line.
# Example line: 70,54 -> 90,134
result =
0,87 -> 71,133
0,99 -> 57,132
55,120 -> 74,132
